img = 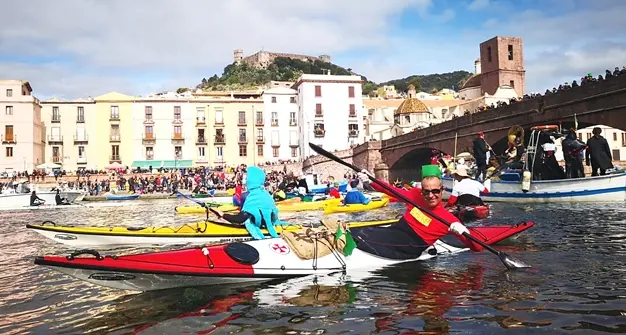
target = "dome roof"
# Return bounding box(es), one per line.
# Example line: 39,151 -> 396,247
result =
394,97 -> 429,115
460,74 -> 481,90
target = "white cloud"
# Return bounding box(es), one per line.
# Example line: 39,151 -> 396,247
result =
467,0 -> 490,11
1,0 -> 625,98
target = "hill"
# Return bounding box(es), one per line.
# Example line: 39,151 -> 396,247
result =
186,58 -> 473,96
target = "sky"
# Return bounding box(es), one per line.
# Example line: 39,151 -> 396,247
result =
1,0 -> 625,99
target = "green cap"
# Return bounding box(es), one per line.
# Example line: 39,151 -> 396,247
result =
422,164 -> 442,179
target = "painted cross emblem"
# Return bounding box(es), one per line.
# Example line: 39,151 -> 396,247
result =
269,243 -> 290,255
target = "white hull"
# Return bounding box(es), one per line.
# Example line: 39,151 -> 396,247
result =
0,191 -> 83,209
443,172 -> 626,203
41,239 -> 466,292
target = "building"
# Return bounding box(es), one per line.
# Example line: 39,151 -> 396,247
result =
293,74 -> 364,158
234,49 -> 331,69
40,97 -> 96,171
261,86 -> 300,161
92,92 -> 135,169
0,80 -> 44,173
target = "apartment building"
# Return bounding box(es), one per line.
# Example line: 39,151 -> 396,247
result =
41,98 -> 96,171
261,86 -> 300,161
0,80 -> 44,172
93,92 -> 135,169
294,74 -> 364,158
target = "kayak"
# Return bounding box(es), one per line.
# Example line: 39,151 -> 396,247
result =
34,221 -> 534,291
277,198 -> 342,212
448,205 -> 490,223
105,194 -> 140,201
26,218 -> 400,248
175,204 -> 239,214
323,198 -> 389,214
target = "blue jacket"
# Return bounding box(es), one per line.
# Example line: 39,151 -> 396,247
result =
343,189 -> 370,205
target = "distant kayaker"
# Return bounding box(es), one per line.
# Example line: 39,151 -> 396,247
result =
356,165 -> 484,259
30,191 -> 45,207
343,180 -> 370,205
232,183 -> 248,207
445,165 -> 489,207
55,190 -> 71,205
213,166 -> 284,240
329,182 -> 341,199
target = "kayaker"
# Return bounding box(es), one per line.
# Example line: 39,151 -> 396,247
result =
343,180 -> 371,205
329,182 -> 341,199
232,183 -> 248,207
30,191 -> 45,207
445,165 -> 489,207
356,165 -> 484,259
55,190 -> 71,205
213,166 -> 284,240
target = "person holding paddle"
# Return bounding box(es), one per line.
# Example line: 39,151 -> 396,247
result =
354,165 -> 484,260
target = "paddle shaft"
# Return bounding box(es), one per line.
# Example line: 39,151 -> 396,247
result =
308,143 -> 503,256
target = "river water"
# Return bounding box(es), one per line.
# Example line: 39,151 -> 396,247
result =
0,199 -> 625,334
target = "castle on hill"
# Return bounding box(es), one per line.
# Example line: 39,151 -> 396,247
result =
233,49 -> 331,69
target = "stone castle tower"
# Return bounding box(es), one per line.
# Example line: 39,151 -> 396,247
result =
479,36 -> 526,96
319,54 -> 331,63
233,49 -> 244,64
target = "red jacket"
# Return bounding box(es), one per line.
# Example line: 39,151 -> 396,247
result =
371,181 -> 484,252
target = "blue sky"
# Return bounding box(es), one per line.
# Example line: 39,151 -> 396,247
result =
1,0 -> 625,99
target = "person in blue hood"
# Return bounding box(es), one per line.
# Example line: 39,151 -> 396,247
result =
212,166 -> 285,239
343,180 -> 370,205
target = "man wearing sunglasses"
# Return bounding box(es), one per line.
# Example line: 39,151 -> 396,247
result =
351,165 -> 484,260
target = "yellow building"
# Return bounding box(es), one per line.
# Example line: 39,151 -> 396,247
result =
94,92 -> 134,169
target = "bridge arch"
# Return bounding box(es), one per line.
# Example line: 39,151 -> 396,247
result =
389,147 -> 450,183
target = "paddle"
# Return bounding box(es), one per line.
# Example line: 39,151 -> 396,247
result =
173,191 -> 224,219
308,143 -> 530,270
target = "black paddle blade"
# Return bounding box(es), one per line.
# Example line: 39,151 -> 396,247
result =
499,251 -> 531,269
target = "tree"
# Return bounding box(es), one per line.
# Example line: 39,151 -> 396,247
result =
176,88 -> 189,94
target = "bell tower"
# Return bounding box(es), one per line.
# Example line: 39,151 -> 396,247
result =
479,36 -> 526,96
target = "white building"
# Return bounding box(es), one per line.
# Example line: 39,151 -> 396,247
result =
294,74 -> 364,158
553,125 -> 626,162
131,95 -> 196,169
261,86 -> 300,161
41,98 -> 97,171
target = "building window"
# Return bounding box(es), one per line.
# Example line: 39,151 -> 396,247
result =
216,146 -> 223,158
6,89 -> 12,97
4,125 -> 14,141
509,80 -> 515,88
239,128 -> 247,142
271,112 -> 278,126
146,147 -> 154,160
257,128 -> 264,141
508,44 -> 514,60
174,146 -> 182,158
111,145 -> 120,160
290,97 -> 296,103
315,85 -> 322,97
315,103 -> 323,116
256,111 -> 263,125
173,126 -> 182,139
5,147 -> 13,157
5,106 -> 12,115
238,111 -> 246,125
174,106 -> 181,120
622,133 -> 626,146
110,106 -> 119,120
613,132 -> 618,141
77,107 -> 84,122
578,133 -> 582,141
145,106 -> 153,119
289,112 -> 297,126
196,107 -> 205,123
145,126 -> 154,138
78,146 -> 85,158
271,96 -> 277,103
239,144 -> 247,157
215,109 -> 223,124
487,46 -> 492,63
348,86 -> 355,98
273,147 -> 279,158
52,107 -> 60,122
257,144 -> 264,156
198,146 -> 205,158
349,104 -> 356,116
291,147 -> 298,158
587,133 -> 592,140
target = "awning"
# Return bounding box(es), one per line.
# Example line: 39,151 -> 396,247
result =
131,160 -> 193,169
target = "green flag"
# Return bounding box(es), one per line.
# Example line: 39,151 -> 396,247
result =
335,225 -> 344,240
343,230 -> 357,256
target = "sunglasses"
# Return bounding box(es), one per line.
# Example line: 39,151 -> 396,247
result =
421,188 -> 443,196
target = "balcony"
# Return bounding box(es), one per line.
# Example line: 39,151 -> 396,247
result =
142,133 -> 155,145
271,120 -> 279,127
143,118 -> 154,125
109,155 -> 121,162
238,136 -> 248,144
271,141 -> 280,147
146,155 -> 154,160
315,112 -> 324,118
172,117 -> 183,125
51,117 -> 61,123
52,156 -> 62,163
256,136 -> 265,144
47,135 -> 64,145
215,135 -> 225,145
77,156 -> 87,164
349,111 -> 357,118
196,136 -> 207,145
196,116 -> 206,126
349,129 -> 359,137
314,129 -> 326,138
237,119 -> 247,126
1,134 -> 16,144
214,120 -> 224,126
255,118 -> 264,126
109,114 -> 120,122
109,135 -> 121,142
171,133 -> 185,144
74,133 -> 89,144
76,117 -> 85,123
290,139 -> 299,147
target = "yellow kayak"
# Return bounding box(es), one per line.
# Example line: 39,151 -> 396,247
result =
26,218 -> 400,247
175,204 -> 239,214
277,198 -> 342,212
175,197 -> 311,214
323,198 -> 389,214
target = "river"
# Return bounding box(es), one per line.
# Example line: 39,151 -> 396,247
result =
0,199 -> 625,334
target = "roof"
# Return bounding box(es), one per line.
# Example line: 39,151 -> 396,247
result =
394,98 -> 429,115
262,86 -> 297,95
460,74 -> 481,90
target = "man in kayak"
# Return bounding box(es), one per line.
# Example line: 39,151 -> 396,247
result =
213,166 -> 284,240
30,191 -> 45,207
343,180 -> 371,205
356,165 -> 484,259
445,165 -> 489,207
328,182 -> 341,199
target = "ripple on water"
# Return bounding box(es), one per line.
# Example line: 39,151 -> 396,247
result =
1,199 -> 625,334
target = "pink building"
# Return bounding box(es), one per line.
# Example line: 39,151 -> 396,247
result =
0,80 -> 45,173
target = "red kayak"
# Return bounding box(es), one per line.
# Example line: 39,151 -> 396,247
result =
448,205 -> 490,223
35,222 -> 533,292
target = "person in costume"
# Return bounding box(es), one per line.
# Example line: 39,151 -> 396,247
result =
445,165 -> 489,207
351,165 -> 484,260
343,180 -> 371,205
214,167 -> 284,240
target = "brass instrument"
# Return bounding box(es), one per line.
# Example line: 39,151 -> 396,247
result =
507,125 -> 524,146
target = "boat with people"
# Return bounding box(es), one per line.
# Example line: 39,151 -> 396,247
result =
32,220 -> 534,292
443,125 -> 626,203
26,218 -> 401,248
0,183 -> 83,210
